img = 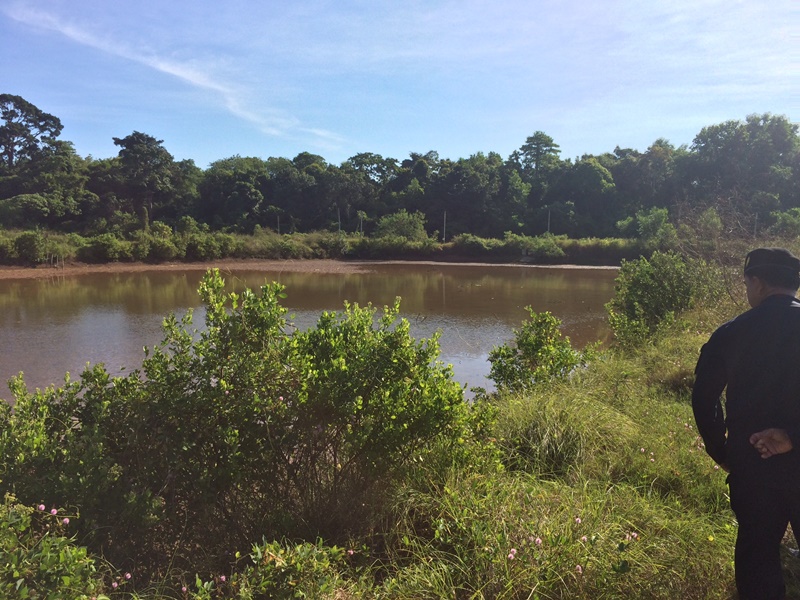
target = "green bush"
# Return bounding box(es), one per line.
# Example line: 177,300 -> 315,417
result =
502,232 -> 566,260
0,270 -> 475,582
146,236 -> 180,261
13,231 -> 46,265
488,309 -> 587,392
184,232 -> 222,261
450,233 -> 503,255
346,235 -> 440,259
605,251 -> 722,346
190,539 -> 352,599
76,233 -> 132,263
0,495 -> 116,599
375,209 -> 430,242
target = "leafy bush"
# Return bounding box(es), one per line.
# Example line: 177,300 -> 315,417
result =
13,231 -> 46,265
375,209 -> 430,242
605,251 -> 721,346
450,233 -> 503,255
184,232 -> 222,261
488,309 -> 587,392
0,495 -> 115,599
0,270 -> 474,582
189,539 -> 352,599
770,207 -> 800,238
76,233 -> 132,262
502,232 -> 565,260
346,235 -> 440,259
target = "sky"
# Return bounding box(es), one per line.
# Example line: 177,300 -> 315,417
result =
1,0 -> 798,169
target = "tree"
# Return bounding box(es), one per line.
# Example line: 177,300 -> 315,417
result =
518,131 -> 563,206
112,131 -> 175,228
0,94 -> 63,173
198,156 -> 270,230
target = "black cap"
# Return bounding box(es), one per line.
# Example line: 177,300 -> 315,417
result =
744,247 -> 800,275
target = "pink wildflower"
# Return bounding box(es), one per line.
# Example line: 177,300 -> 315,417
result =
50,508 -> 57,515
220,575 -> 226,582
37,504 -> 45,511
125,573 -> 132,580
182,586 -> 187,593
62,518 -> 70,525
279,396 -> 284,401
347,549 -> 355,556
535,537 -> 542,546
508,552 -> 515,560
575,517 -> 582,524
581,535 -> 588,542
112,582 -> 118,589
576,564 -> 583,575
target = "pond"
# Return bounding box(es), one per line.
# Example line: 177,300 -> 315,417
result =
0,262 -> 618,398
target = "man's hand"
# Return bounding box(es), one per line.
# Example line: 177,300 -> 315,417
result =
749,428 -> 793,458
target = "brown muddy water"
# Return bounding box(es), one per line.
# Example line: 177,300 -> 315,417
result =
0,263 -> 618,399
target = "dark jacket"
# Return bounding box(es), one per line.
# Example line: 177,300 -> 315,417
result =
692,294 -> 800,488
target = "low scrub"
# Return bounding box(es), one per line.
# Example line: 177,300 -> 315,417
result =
0,270 -> 477,586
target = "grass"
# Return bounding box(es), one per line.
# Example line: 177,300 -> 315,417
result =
8,255 -> 800,598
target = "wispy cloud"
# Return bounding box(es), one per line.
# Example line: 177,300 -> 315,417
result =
3,2 -> 329,142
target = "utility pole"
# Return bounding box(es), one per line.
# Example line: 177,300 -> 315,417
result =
443,211 -> 447,242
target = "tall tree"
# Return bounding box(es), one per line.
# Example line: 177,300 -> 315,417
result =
112,131 -> 175,228
518,131 -> 564,209
0,94 -> 63,173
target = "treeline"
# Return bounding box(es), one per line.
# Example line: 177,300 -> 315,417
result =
1,93 -> 799,243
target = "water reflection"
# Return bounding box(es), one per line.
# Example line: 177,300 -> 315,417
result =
0,263 -> 617,397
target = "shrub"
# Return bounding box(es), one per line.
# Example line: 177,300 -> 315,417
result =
605,251 -> 722,346
13,231 -> 46,265
0,270 -> 475,582
450,233 -> 503,256
502,232 -> 566,260
375,209 -> 429,242
184,232 -> 222,261
146,236 -> 180,261
76,233 -> 132,263
488,309 -> 587,392
0,495 -> 115,598
190,539 -> 351,599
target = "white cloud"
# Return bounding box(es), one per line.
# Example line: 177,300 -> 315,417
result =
2,2 -> 336,144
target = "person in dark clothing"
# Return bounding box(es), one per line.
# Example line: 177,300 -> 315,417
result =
693,247 -> 800,600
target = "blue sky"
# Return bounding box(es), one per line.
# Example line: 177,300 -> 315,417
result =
1,0 -> 797,169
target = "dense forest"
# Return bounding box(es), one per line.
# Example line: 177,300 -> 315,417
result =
1,92 -> 798,244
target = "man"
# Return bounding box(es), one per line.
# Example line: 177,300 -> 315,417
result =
693,247 -> 800,599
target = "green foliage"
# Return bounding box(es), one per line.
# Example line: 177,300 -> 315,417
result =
0,270 -> 474,582
375,209 -> 430,242
0,495 -> 115,599
770,207 -> 800,238
188,539 -> 352,599
449,233 -> 503,255
502,231 -> 565,260
618,207 -> 678,250
13,230 -> 45,265
346,234 -> 440,259
605,251 -> 723,346
76,233 -> 132,262
488,309 -> 587,392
